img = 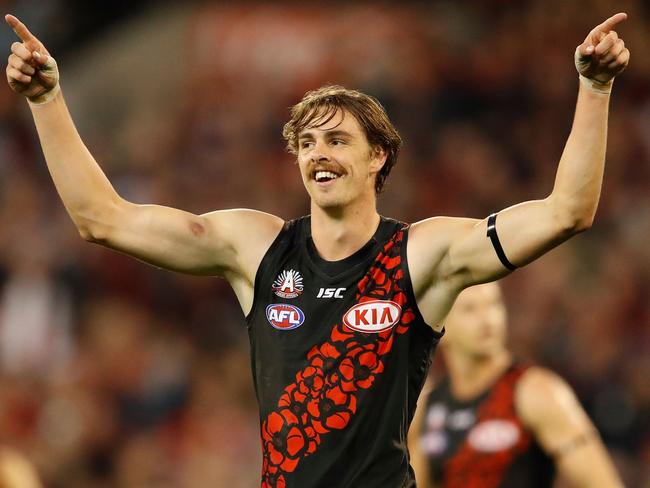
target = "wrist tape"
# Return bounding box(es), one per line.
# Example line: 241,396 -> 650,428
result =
579,75 -> 613,95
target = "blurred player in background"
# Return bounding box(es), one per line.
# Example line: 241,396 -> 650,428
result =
408,283 -> 622,488
4,11 -> 630,488
0,447 -> 42,488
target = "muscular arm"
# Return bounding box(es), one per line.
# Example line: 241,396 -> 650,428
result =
516,368 -> 623,488
5,15 -> 284,312
28,89 -> 281,271
441,76 -> 611,279
408,15 -> 630,324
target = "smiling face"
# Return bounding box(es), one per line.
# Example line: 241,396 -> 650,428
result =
283,86 -> 402,200
297,109 -> 386,210
443,283 -> 508,360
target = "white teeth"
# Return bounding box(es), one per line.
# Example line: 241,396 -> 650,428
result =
315,171 -> 340,182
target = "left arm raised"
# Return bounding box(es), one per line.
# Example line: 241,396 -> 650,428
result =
411,13 -> 630,291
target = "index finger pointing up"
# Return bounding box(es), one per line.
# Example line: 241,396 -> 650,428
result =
594,12 -> 628,35
4,14 -> 37,43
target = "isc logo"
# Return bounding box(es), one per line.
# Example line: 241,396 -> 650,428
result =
266,304 -> 305,330
343,300 -> 401,333
317,287 -> 346,299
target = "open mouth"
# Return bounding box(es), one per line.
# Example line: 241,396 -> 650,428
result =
313,170 -> 343,183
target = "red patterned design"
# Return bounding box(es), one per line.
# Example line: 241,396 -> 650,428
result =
260,229 -> 414,487
442,367 -> 531,488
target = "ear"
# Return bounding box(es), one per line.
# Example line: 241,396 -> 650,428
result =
368,146 -> 387,174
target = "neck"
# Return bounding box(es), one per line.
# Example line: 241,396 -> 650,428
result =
444,348 -> 512,401
310,198 -> 380,261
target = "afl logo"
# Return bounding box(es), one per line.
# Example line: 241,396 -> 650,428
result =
272,269 -> 304,299
343,300 -> 401,333
266,304 -> 305,330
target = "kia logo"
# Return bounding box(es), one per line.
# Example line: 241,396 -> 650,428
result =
343,300 -> 401,333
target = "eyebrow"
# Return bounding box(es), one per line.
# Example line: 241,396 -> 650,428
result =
299,129 -> 354,141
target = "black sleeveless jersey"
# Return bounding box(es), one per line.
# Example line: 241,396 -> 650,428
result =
246,216 -> 442,488
418,364 -> 555,488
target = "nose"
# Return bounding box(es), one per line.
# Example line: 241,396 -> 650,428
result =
310,140 -> 331,164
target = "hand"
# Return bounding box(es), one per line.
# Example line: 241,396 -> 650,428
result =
575,13 -> 630,86
5,14 -> 60,103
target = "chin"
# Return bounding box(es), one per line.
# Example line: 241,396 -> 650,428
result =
310,191 -> 351,210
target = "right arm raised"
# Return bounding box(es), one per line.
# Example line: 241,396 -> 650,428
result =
27,89 -> 282,277
5,15 -> 284,298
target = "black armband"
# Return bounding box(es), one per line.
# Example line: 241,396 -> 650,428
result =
486,213 -> 517,271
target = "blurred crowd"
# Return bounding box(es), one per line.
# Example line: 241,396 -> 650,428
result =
0,0 -> 648,486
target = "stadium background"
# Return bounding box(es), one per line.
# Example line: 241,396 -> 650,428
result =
0,0 -> 648,486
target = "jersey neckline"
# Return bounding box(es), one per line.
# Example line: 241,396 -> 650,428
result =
303,215 -> 394,281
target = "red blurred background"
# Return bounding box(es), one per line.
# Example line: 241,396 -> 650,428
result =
0,1 -> 648,486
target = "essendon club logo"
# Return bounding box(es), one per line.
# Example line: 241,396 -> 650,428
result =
343,300 -> 402,333
272,269 -> 304,299
266,304 -> 305,330
467,420 -> 520,452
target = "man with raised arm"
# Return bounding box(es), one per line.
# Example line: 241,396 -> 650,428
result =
4,12 -> 629,488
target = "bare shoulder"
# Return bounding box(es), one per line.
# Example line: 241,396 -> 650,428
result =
409,216 -> 476,245
407,216 -> 479,299
409,216 -> 470,269
403,217 -> 479,328
409,216 -> 480,274
515,367 -> 581,428
202,208 -> 284,239
515,369 -> 623,486
200,209 -> 284,314
202,208 -> 284,272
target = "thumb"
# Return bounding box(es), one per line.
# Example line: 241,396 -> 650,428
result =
32,51 -> 59,89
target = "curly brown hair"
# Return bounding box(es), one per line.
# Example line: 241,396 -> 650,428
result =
282,85 -> 402,195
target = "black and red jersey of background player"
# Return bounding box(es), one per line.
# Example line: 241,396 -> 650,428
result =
246,216 -> 442,488
418,363 -> 555,488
